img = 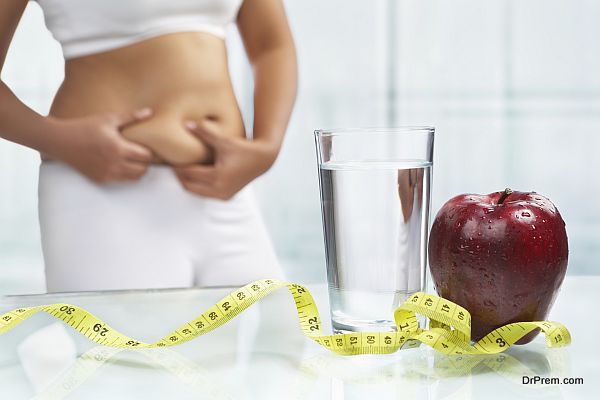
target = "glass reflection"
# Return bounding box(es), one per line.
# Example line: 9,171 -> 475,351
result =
297,346 -> 570,400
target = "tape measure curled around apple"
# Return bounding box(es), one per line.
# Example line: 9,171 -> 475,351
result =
429,188 -> 569,344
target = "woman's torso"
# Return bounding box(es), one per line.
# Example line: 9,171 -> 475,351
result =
41,0 -> 245,166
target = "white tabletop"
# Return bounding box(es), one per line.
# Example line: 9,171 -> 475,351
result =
0,276 -> 597,399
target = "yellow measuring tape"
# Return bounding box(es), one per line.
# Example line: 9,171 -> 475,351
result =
0,279 -> 570,355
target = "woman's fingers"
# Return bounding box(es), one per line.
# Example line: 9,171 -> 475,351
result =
119,139 -> 154,163
110,107 -> 153,130
174,165 -> 229,198
180,180 -> 215,198
120,160 -> 149,180
102,107 -> 155,162
184,120 -> 223,148
174,165 -> 216,184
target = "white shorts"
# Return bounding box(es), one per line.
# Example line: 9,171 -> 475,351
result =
38,160 -> 285,293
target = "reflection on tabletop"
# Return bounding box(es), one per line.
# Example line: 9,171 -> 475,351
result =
19,329 -> 570,400
2,287 -> 305,399
10,324 -> 570,398
0,281 -> 584,400
298,345 -> 569,400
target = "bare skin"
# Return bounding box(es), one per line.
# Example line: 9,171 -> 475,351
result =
50,32 -> 244,166
0,0 -> 297,198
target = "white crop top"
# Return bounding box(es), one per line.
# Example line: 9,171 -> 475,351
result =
35,0 -> 244,59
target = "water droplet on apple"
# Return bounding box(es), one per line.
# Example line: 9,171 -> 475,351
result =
488,225 -> 492,230
483,300 -> 496,308
531,225 -> 536,230
542,219 -> 546,223
521,211 -> 531,217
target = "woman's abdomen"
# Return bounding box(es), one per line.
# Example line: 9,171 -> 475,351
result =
49,32 -> 246,165
119,96 -> 245,165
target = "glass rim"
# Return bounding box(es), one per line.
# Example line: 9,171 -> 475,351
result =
314,126 -> 435,137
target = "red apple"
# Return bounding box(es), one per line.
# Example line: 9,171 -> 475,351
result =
428,189 -> 568,344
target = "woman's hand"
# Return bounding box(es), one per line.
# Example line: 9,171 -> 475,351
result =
46,108 -> 155,183
173,120 -> 278,200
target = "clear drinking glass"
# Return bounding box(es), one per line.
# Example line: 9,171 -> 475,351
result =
315,127 -> 434,333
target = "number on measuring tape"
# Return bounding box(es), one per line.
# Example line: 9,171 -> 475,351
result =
308,317 -> 319,332
59,306 -> 75,315
92,324 -> 108,336
555,334 -> 563,343
291,284 -> 306,294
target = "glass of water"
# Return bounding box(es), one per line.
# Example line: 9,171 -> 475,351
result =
314,127 -> 434,333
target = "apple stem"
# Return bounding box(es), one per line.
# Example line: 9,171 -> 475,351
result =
498,188 -> 513,205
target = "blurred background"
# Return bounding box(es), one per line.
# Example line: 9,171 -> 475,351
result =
1,0 -> 598,295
